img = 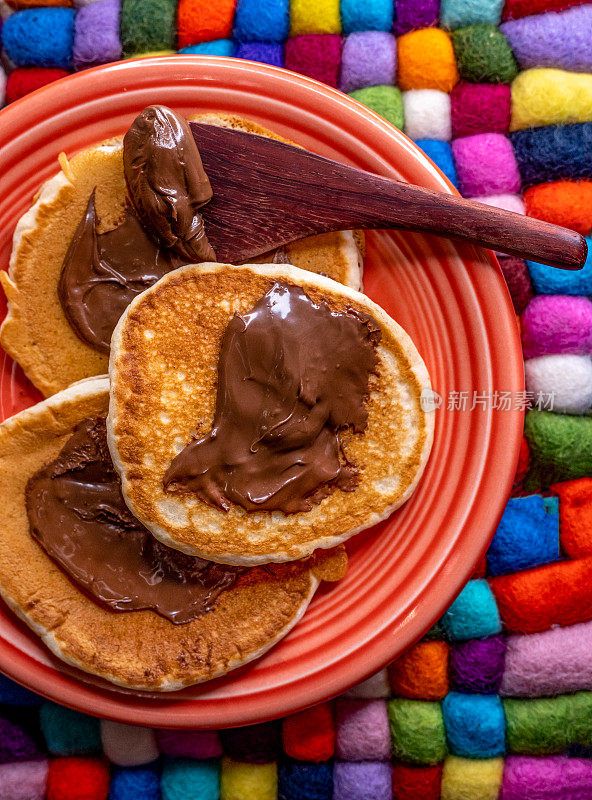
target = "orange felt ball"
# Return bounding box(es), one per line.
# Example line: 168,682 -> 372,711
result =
388,640 -> 449,700
282,703 -> 335,761
524,181 -> 592,237
46,758 -> 109,800
553,478 -> 592,558
489,556 -> 592,634
397,29 -> 459,92
177,0 -> 236,48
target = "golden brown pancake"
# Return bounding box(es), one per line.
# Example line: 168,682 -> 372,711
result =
0,114 -> 363,398
108,263 -> 434,566
0,377 -> 346,690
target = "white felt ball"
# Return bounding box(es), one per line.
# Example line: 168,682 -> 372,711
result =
344,669 -> 390,699
472,193 -> 525,215
101,720 -> 159,766
525,354 -> 592,415
402,89 -> 451,141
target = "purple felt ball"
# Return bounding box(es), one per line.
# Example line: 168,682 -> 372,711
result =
0,717 -> 39,764
156,730 -> 222,759
335,700 -> 391,761
451,132 -> 521,198
502,756 -> 592,800
498,256 -> 534,315
395,0 -> 439,35
450,635 -> 507,693
285,34 -> 343,88
73,0 -> 121,70
521,295 -> 592,359
340,32 -> 396,93
334,761 -> 393,800
235,42 -> 284,67
220,721 -> 282,763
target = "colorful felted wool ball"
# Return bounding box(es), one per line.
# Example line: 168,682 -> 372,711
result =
333,762 -> 392,800
233,0 -> 289,43
442,693 -> 506,759
235,42 -> 284,67
498,256 -> 533,314
503,0 -> 587,21
100,721 -> 158,766
503,694 -> 592,755
441,0 -> 503,29
501,755 -> 592,800
335,700 -> 391,761
177,0 -> 236,48
513,437 -> 530,494
528,238 -> 592,295
440,757 -> 504,800
525,355 -> 592,415
452,24 -> 518,83
388,699 -> 448,764
339,32 -> 396,94
392,762 -> 442,800
46,758 -> 110,800
161,758 -> 220,800
341,0 -> 393,33
285,34 -> 342,87
451,133 -> 521,198
40,703 -> 101,756
290,0 -> 341,35
278,761 -> 333,800
524,181 -> 592,236
554,478 -> 592,558
473,193 -> 524,216
0,65 -> 5,108
179,40 -> 234,56
220,721 -> 281,763
415,140 -> 458,187
402,90 -> 451,141
109,765 -> 160,800
2,8 -> 75,68
442,579 -> 501,640
521,295 -> 592,359
501,5 -> 592,72
349,86 -> 404,129
397,29 -> 459,92
388,641 -> 449,700
501,620 -> 592,696
282,703 -> 335,762
450,82 -> 511,137
523,412 -> 592,490
344,669 -> 390,699
394,0 -> 439,36
510,69 -> 592,132
0,760 -> 48,800
73,0 -> 121,70
450,635 -> 507,694
220,758 -> 277,800
5,67 -> 70,102
157,730 -> 222,759
120,0 -> 176,57
488,495 -> 560,575
510,122 -> 592,187
0,716 -> 39,763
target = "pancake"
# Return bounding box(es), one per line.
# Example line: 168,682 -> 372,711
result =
0,113 -> 363,398
0,377 -> 347,691
108,262 -> 434,566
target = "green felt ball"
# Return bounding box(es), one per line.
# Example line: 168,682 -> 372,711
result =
451,24 -> 518,83
349,86 -> 404,130
388,699 -> 448,764
524,410 -> 592,491
40,702 -> 101,755
504,692 -> 592,755
121,0 -> 177,58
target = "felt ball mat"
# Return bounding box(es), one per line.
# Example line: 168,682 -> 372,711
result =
1,0 -> 592,797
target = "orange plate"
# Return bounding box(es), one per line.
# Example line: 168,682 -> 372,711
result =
0,57 -> 523,727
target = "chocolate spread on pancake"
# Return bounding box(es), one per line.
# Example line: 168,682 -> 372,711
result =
25,417 -> 242,623
123,105 -> 215,262
58,191 -> 183,354
164,282 -> 381,514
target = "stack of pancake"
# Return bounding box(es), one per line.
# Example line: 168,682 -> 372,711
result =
0,107 -> 433,691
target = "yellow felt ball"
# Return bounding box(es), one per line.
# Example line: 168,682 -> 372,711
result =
290,0 -> 341,35
220,758 -> 277,800
397,28 -> 459,93
511,69 -> 592,131
126,50 -> 177,59
441,756 -> 504,800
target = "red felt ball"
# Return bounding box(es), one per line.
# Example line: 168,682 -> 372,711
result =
46,757 -> 110,800
283,703 -> 335,761
392,762 -> 442,800
6,68 -> 70,104
502,0 -> 583,20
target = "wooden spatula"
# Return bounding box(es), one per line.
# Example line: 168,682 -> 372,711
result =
189,122 -> 586,271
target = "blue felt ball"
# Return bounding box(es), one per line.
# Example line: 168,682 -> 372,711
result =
109,765 -> 160,800
341,0 -> 394,33
0,676 -> 41,707
442,579 -> 501,641
415,139 -> 458,188
40,702 -> 101,756
510,122 -> 592,188
179,40 -> 234,57
161,758 -> 220,800
527,238 -> 592,295
440,0 -> 503,30
279,761 -> 333,800
442,692 -> 506,758
235,42 -> 284,67
487,495 -> 560,576
2,8 -> 75,69
234,0 -> 289,43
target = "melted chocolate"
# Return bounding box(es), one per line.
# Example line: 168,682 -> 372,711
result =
124,105 -> 215,261
58,192 -> 183,354
164,283 -> 381,514
25,417 -> 243,624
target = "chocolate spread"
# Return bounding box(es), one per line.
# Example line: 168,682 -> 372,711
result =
164,282 -> 381,514
123,105 -> 215,261
58,191 -> 183,354
26,417 -> 243,623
